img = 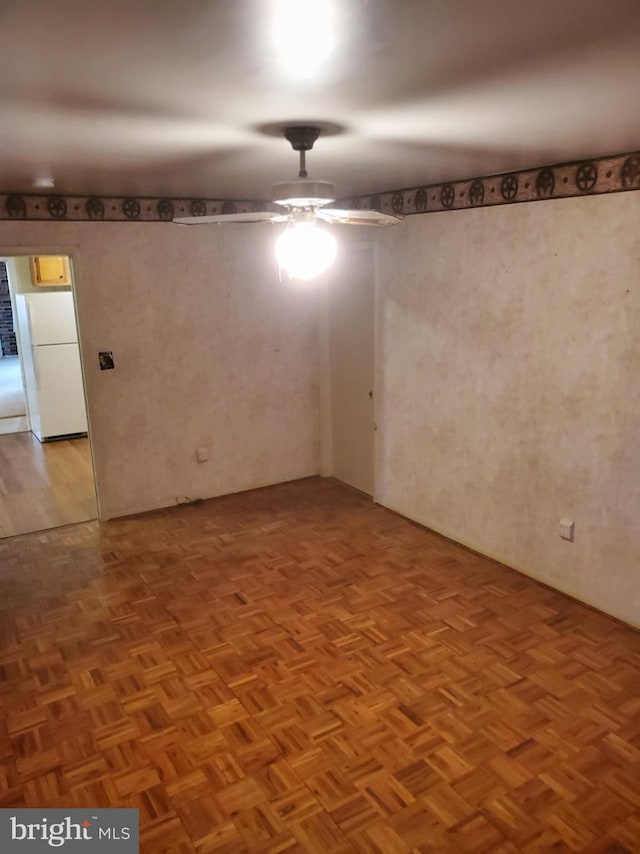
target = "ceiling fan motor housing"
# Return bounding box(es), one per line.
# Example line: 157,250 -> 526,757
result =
272,179 -> 336,208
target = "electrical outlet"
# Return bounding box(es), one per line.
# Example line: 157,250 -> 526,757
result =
196,447 -> 209,463
559,518 -> 575,542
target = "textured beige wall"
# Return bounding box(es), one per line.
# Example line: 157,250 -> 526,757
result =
376,192 -> 640,627
0,221 -> 320,518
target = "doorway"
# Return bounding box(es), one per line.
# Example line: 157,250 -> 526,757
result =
322,241 -> 376,495
0,254 -> 97,538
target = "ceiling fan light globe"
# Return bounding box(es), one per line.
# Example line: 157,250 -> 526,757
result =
275,222 -> 337,280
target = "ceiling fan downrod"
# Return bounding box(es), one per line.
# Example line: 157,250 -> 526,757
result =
284,126 -> 320,178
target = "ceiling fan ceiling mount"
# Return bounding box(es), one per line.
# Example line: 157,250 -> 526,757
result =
283,125 -> 320,152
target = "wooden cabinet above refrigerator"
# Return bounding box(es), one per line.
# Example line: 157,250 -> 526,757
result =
30,255 -> 72,287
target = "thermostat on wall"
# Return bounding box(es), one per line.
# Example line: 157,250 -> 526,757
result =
99,351 -> 114,370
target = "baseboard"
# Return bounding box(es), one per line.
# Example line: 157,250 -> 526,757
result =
101,473 -> 322,522
376,497 -> 639,631
100,496 -> 185,521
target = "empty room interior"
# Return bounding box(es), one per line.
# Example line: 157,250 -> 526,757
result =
0,2 -> 639,852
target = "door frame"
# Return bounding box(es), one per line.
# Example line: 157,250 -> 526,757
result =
0,259 -> 29,430
0,243 -> 102,522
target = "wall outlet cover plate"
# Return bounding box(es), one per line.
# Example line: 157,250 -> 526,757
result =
559,518 -> 575,541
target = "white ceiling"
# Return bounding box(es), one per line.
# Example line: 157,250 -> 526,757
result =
1,0 -> 639,201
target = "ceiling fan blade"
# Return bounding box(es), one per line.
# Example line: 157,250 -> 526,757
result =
315,208 -> 402,226
173,211 -> 285,225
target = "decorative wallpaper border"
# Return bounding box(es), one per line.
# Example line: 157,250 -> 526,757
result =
0,150 -> 639,223
339,150 -> 640,216
0,195 -> 271,223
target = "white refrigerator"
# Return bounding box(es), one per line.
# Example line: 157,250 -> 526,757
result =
15,292 -> 88,441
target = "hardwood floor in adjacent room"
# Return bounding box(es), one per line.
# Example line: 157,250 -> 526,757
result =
0,432 -> 96,537
0,477 -> 638,852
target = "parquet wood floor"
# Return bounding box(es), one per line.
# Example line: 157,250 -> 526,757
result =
0,477 -> 638,853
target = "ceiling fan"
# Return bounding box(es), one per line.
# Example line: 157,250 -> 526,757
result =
173,125 -> 402,279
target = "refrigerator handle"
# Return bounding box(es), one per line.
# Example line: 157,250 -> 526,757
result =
26,301 -> 35,342
32,347 -> 41,389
